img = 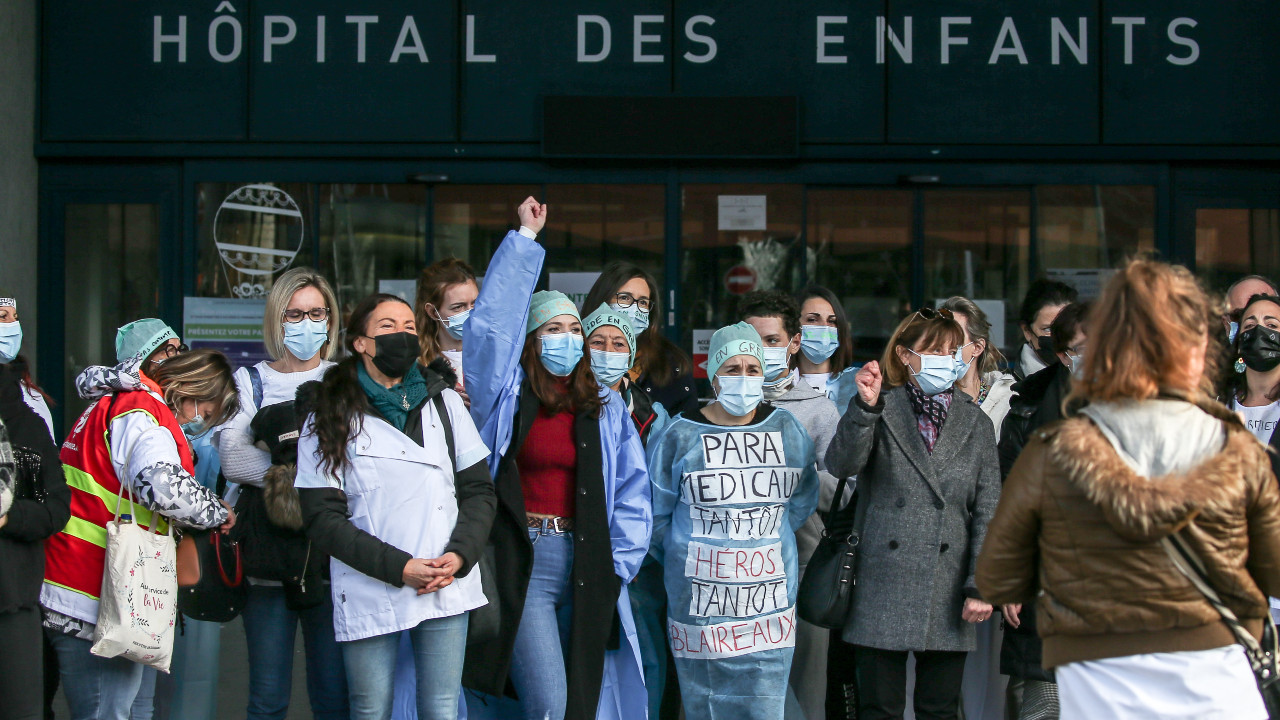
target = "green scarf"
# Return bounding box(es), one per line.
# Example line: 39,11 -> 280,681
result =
357,362 -> 428,432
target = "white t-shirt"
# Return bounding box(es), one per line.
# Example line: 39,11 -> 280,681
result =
1057,646 -> 1266,720
1231,398 -> 1280,444
801,372 -> 830,397
442,349 -> 463,386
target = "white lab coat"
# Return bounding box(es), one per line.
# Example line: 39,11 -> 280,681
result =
295,388 -> 490,643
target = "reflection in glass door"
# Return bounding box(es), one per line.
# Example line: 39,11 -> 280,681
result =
680,184 -> 804,355
62,203 -> 161,431
1195,208 -> 1280,293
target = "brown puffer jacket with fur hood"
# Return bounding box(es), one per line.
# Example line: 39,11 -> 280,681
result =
977,394 -> 1280,670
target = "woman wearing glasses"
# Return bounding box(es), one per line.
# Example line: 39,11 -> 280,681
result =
825,307 -> 1001,720
583,263 -> 699,418
217,268 -> 349,720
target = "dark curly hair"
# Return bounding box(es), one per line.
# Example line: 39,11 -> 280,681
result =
737,289 -> 801,337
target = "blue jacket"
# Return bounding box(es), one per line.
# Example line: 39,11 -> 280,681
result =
462,229 -> 652,720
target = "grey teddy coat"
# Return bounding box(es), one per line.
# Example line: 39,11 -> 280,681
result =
825,384 -> 1001,652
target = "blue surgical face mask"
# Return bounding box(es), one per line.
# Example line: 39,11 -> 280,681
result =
589,349 -> 631,387
177,400 -> 207,438
610,303 -> 650,335
1229,321 -> 1240,344
282,317 -> 329,361
539,332 -> 584,377
907,349 -> 956,396
952,342 -> 974,382
437,308 -> 470,341
762,345 -> 791,382
800,325 -> 840,364
1067,352 -> 1084,380
715,374 -> 765,417
0,321 -> 21,363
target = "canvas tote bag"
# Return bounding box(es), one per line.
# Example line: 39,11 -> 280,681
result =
90,474 -> 178,672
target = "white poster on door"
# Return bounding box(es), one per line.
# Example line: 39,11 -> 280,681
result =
718,196 -> 767,231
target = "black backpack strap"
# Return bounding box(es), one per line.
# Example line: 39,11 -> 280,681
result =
433,393 -> 456,473
247,366 -> 264,411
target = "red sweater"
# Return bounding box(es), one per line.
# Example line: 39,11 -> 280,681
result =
517,406 -> 577,518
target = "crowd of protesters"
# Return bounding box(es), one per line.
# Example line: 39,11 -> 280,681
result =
2,199 -> 1279,720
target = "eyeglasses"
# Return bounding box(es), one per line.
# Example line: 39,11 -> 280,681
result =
909,307 -> 955,324
612,292 -> 651,312
283,307 -> 331,323
161,343 -> 189,359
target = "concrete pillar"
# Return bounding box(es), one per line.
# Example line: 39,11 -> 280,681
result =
0,0 -> 38,365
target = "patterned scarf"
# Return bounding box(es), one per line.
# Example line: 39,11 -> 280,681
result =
905,382 -> 952,453
358,363 -> 428,432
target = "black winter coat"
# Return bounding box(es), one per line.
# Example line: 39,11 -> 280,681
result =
0,363 -> 71,614
995,362 -> 1071,682
637,348 -> 699,419
462,380 -> 622,720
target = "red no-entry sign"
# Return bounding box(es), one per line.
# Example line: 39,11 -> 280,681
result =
724,265 -> 758,295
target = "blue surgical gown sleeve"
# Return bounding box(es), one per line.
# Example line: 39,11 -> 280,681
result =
643,418 -> 685,565
463,229 -> 544,476
606,398 -> 653,583
827,365 -> 862,416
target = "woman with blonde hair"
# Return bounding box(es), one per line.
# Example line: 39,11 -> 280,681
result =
44,345 -> 237,720
825,307 -> 1001,720
216,267 -> 349,720
978,258 -> 1280,719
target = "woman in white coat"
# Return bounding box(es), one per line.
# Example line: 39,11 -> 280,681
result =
296,292 -> 497,720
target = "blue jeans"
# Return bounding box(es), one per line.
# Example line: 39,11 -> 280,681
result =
46,631 -> 145,720
341,614 -> 469,720
241,584 -> 349,720
130,666 -> 157,720
508,528 -> 575,720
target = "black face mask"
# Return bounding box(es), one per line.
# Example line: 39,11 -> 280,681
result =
1238,326 -> 1280,372
366,332 -> 419,378
1034,334 -> 1059,366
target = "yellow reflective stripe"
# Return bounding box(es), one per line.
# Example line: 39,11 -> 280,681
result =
62,465 -> 170,534
61,516 -> 107,548
43,579 -> 99,600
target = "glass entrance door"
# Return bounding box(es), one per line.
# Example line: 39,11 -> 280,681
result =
39,165 -> 180,434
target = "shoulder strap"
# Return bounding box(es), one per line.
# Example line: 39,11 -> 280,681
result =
1162,532 -> 1277,668
248,366 -> 264,410
433,393 -> 456,472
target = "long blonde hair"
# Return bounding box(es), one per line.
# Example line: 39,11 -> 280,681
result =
262,267 -> 340,362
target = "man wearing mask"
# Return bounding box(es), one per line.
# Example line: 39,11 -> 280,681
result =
738,290 -> 842,720
1013,280 -> 1078,380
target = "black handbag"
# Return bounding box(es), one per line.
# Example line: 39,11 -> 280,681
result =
796,476 -> 861,629
1164,531 -> 1280,718
176,527 -> 247,623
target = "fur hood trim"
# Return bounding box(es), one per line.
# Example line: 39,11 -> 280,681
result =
1045,416 -> 1268,542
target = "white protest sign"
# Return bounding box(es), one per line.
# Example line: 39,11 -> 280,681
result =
669,607 -> 797,659
684,540 -> 785,583
689,578 -> 789,619
689,504 -> 786,541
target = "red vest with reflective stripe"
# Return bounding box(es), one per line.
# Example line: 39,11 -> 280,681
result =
45,381 -> 194,603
